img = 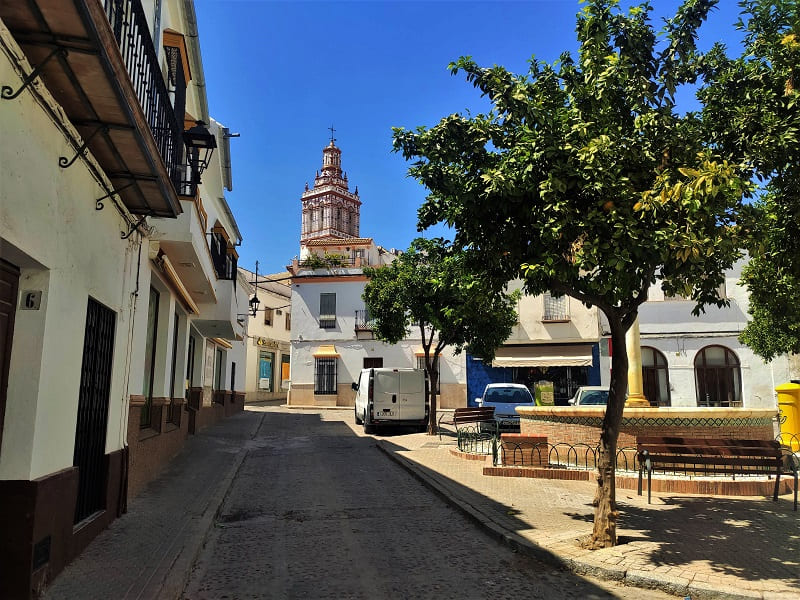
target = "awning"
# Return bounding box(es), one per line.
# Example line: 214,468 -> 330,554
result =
313,345 -> 340,358
413,346 -> 426,357
491,345 -> 593,368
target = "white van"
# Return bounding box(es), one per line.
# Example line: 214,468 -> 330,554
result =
352,368 -> 428,434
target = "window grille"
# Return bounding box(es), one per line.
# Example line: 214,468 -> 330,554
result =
319,293 -> 336,328
314,358 -> 337,394
542,293 -> 569,321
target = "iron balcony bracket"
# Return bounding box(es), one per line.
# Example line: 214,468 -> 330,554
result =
1,47 -> 68,101
119,215 -> 155,240
95,182 -> 134,211
121,214 -> 151,240
59,124 -> 109,168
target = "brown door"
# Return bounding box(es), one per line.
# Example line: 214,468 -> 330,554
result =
0,260 -> 20,455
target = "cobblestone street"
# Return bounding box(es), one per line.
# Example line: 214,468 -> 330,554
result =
183,406 -> 673,599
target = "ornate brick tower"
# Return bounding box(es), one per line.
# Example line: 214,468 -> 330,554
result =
300,133 -> 361,243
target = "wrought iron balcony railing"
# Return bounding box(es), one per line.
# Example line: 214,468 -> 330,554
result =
104,0 -> 183,193
355,309 -> 376,331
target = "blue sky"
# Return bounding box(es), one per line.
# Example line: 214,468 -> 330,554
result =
195,0 -> 745,275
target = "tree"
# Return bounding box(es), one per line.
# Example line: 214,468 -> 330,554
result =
362,238 -> 518,435
393,0 -> 749,548
698,0 -> 800,362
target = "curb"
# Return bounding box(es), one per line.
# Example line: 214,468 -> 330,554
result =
375,441 -> 748,600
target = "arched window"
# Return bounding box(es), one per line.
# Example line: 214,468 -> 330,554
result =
694,345 -> 742,407
642,347 -> 670,407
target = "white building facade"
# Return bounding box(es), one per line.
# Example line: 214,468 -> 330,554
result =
240,268 -> 292,402
597,262 -> 790,409
0,2 -> 247,595
467,283 -> 603,405
287,140 -> 467,408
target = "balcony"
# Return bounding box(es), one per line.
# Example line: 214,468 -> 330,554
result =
354,309 -> 376,340
150,198 -> 216,304
193,275 -> 245,341
1,0 -> 183,217
354,310 -> 376,331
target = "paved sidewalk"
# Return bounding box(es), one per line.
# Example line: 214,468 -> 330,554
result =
43,411 -> 264,600
376,430 -> 800,600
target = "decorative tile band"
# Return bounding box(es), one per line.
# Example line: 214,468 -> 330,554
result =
521,415 -> 775,428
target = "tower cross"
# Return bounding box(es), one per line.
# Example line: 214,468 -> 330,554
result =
328,125 -> 336,144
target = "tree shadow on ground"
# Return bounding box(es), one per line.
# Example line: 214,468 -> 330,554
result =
377,424 -> 799,595
607,494 -> 800,586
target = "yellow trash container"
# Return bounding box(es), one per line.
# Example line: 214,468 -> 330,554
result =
775,382 -> 800,451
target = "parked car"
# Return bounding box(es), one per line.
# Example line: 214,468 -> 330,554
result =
568,386 -> 609,406
475,383 -> 535,430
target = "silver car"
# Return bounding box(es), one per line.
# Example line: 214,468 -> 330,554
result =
568,386 -> 609,406
475,383 -> 535,430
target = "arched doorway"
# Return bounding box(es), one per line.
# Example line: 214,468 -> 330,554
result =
694,345 -> 742,407
642,346 -> 670,407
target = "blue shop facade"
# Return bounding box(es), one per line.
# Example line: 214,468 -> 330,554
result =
466,343 -> 602,406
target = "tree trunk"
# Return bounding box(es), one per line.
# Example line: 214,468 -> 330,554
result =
427,366 -> 439,435
585,315 -> 630,549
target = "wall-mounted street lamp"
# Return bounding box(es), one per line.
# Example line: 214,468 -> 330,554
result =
183,120 -> 217,184
238,261 -> 294,319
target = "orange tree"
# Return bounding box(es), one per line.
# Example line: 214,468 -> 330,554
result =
363,237 -> 518,435
699,0 -> 800,361
392,0 -> 749,548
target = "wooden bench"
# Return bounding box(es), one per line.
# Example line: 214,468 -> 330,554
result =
637,436 -> 798,510
437,406 -> 496,439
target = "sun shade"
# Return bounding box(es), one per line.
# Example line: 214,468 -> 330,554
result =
491,345 -> 593,368
312,345 -> 340,358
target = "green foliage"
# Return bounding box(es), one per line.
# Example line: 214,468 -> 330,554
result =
391,0 -> 753,545
393,0 -> 747,331
300,252 -> 348,269
363,238 -> 518,362
699,0 -> 800,360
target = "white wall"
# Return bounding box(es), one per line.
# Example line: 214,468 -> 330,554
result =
0,33 -> 143,479
595,260 -> 790,408
290,276 -> 466,388
506,281 -> 600,344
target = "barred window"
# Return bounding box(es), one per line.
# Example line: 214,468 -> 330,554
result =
319,293 -> 336,328
542,292 -> 569,322
314,358 -> 337,394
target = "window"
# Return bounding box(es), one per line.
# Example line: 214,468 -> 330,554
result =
319,293 -> 336,328
281,354 -> 291,390
363,357 -> 383,369
214,347 -> 224,392
167,311 -> 180,425
417,356 -> 440,394
642,347 -> 671,407
209,230 -> 237,280
314,358 -> 337,394
694,345 -> 742,407
263,307 -> 274,326
285,311 -> 291,330
141,287 -> 160,428
258,351 -> 274,391
185,334 -> 196,397
542,293 -> 569,322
